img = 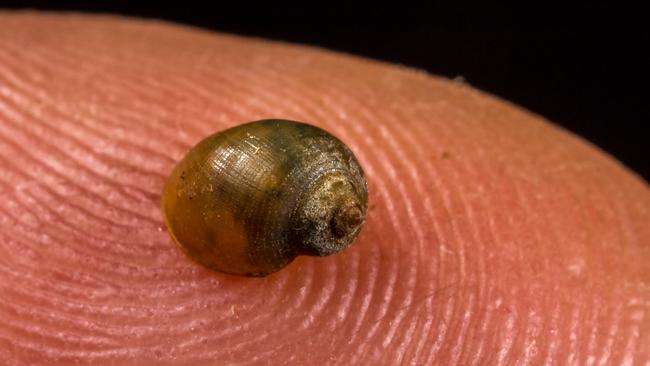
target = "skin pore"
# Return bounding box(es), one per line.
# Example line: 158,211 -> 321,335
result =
0,13 -> 648,365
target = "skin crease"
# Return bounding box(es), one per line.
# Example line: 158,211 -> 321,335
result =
0,12 -> 648,365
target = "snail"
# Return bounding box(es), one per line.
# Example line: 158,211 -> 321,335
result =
162,119 -> 368,277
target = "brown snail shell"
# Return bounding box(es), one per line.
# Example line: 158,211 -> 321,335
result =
162,119 -> 368,277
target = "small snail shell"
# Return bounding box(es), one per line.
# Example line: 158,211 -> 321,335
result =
162,119 -> 368,277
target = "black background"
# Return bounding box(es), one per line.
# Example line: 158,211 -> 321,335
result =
3,2 -> 648,180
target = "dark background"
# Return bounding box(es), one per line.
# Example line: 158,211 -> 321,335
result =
3,2 -> 648,180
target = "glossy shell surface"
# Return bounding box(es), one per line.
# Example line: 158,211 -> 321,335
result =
162,119 -> 368,276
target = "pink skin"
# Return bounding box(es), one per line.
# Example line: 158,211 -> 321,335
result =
0,13 -> 648,365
